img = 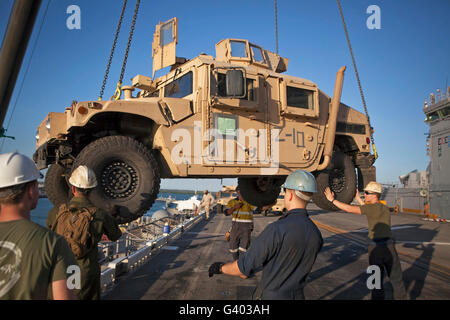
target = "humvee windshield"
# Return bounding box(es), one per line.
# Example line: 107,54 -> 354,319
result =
164,71 -> 193,98
250,44 -> 265,63
216,73 -> 254,101
230,40 -> 247,58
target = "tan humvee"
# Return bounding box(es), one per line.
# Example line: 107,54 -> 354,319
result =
34,18 -> 376,223
215,185 -> 237,214
270,190 -> 286,215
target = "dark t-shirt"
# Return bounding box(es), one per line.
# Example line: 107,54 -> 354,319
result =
0,219 -> 78,300
237,209 -> 323,299
360,203 -> 392,240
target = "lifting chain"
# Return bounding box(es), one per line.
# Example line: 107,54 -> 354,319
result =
113,0 -> 140,100
98,0 -> 140,101
336,0 -> 378,160
98,0 -> 128,101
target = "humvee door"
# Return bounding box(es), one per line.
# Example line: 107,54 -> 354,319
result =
152,17 -> 178,78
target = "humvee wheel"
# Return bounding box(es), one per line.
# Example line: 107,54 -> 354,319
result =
72,136 -> 161,224
237,177 -> 285,207
45,163 -> 71,206
312,151 -> 356,211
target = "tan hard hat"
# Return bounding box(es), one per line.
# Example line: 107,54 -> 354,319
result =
69,165 -> 98,189
364,181 -> 382,194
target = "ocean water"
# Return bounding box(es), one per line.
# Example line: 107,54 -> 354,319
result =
30,192 -> 196,227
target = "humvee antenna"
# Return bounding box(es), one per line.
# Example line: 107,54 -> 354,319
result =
336,0 -> 378,160
274,0 -> 279,54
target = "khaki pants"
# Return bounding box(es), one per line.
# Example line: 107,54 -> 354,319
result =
199,204 -> 211,219
205,205 -> 210,219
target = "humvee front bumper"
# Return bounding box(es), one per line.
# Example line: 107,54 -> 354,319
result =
33,139 -> 72,170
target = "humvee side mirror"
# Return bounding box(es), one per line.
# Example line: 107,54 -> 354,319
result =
226,69 -> 245,97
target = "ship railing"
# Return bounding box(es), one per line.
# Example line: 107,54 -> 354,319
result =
99,208 -> 206,296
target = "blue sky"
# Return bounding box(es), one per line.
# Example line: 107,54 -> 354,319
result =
1,0 -> 449,191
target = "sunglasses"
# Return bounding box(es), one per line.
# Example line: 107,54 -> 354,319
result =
364,191 -> 376,195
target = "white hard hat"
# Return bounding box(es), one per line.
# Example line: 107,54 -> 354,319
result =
364,181 -> 382,194
0,152 -> 40,188
69,165 -> 98,189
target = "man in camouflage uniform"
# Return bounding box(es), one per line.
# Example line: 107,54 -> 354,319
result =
47,165 -> 122,300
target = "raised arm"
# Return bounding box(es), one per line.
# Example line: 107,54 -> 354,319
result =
324,187 -> 362,215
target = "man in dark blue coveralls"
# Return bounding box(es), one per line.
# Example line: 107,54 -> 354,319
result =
208,170 -> 323,300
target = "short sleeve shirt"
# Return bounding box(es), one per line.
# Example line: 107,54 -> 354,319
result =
360,203 -> 392,240
226,198 -> 255,223
0,219 -> 78,300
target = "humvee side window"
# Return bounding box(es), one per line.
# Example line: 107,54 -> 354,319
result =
217,73 -> 255,101
230,41 -> 247,58
250,45 -> 265,63
164,72 -> 193,98
287,86 -> 314,110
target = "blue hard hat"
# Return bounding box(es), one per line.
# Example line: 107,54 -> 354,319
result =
282,170 -> 317,193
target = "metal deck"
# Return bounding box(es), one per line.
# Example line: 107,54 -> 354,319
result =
104,205 -> 450,300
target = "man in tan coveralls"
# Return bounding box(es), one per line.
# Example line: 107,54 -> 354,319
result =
198,190 -> 215,220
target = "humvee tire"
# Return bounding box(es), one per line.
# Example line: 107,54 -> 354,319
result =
312,151 -> 356,211
72,135 -> 161,224
45,163 -> 71,206
237,177 -> 285,208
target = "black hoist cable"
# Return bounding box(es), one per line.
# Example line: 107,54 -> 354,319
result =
98,0 -> 128,101
98,0 -> 140,101
113,0 -> 140,100
336,0 -> 378,160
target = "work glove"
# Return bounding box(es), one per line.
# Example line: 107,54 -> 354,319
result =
208,262 -> 224,277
